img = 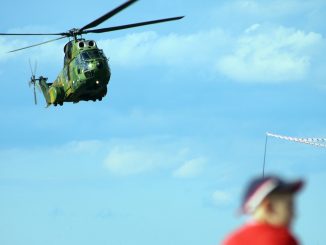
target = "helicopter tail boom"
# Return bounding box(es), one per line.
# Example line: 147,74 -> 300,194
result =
37,77 -> 52,106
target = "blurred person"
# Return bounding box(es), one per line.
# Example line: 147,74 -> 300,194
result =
222,175 -> 304,245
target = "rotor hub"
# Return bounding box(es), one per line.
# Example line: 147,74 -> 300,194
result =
68,28 -> 81,39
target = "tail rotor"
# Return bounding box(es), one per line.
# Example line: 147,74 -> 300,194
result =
28,59 -> 39,105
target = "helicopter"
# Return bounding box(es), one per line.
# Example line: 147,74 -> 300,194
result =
1,0 -> 183,107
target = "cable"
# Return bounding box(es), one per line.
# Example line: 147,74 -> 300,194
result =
262,135 -> 268,177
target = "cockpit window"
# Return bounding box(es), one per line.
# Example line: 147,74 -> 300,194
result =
80,50 -> 104,60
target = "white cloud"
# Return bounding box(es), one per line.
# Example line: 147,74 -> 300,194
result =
99,25 -> 325,83
244,24 -> 261,34
212,190 -> 233,206
103,138 -> 206,176
218,0 -> 322,19
0,140 -> 104,162
0,35 -> 65,66
0,37 -> 27,61
65,140 -> 103,153
172,157 -> 206,178
98,28 -> 230,68
0,140 -> 107,180
104,145 -> 167,176
217,25 -> 323,82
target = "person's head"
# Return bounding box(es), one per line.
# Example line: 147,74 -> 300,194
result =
241,176 -> 304,227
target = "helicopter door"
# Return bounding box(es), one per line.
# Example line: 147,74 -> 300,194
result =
64,42 -> 73,80
64,42 -> 72,62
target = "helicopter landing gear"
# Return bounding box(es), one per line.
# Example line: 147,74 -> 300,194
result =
53,102 -> 63,106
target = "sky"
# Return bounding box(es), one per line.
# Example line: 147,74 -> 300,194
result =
0,0 -> 326,244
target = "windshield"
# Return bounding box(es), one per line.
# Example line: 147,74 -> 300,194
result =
80,50 -> 104,60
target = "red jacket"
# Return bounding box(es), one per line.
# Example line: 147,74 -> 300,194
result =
222,222 -> 299,245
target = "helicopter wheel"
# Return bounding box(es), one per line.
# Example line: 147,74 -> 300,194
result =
54,103 -> 57,107
59,102 -> 63,106
98,97 -> 102,101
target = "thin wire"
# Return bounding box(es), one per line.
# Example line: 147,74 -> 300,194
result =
262,134 -> 268,177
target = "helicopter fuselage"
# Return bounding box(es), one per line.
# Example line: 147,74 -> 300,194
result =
41,39 -> 111,106
3,0 -> 184,107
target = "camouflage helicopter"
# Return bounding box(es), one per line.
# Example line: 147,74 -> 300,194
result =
1,0 -> 183,106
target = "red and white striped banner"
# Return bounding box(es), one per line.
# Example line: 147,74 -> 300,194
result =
266,132 -> 326,148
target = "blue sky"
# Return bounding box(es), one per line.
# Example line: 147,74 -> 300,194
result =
1,0 -> 326,244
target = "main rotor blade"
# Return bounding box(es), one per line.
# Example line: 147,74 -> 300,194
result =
0,32 -> 65,36
82,16 -> 184,34
7,36 -> 66,53
79,0 -> 138,32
